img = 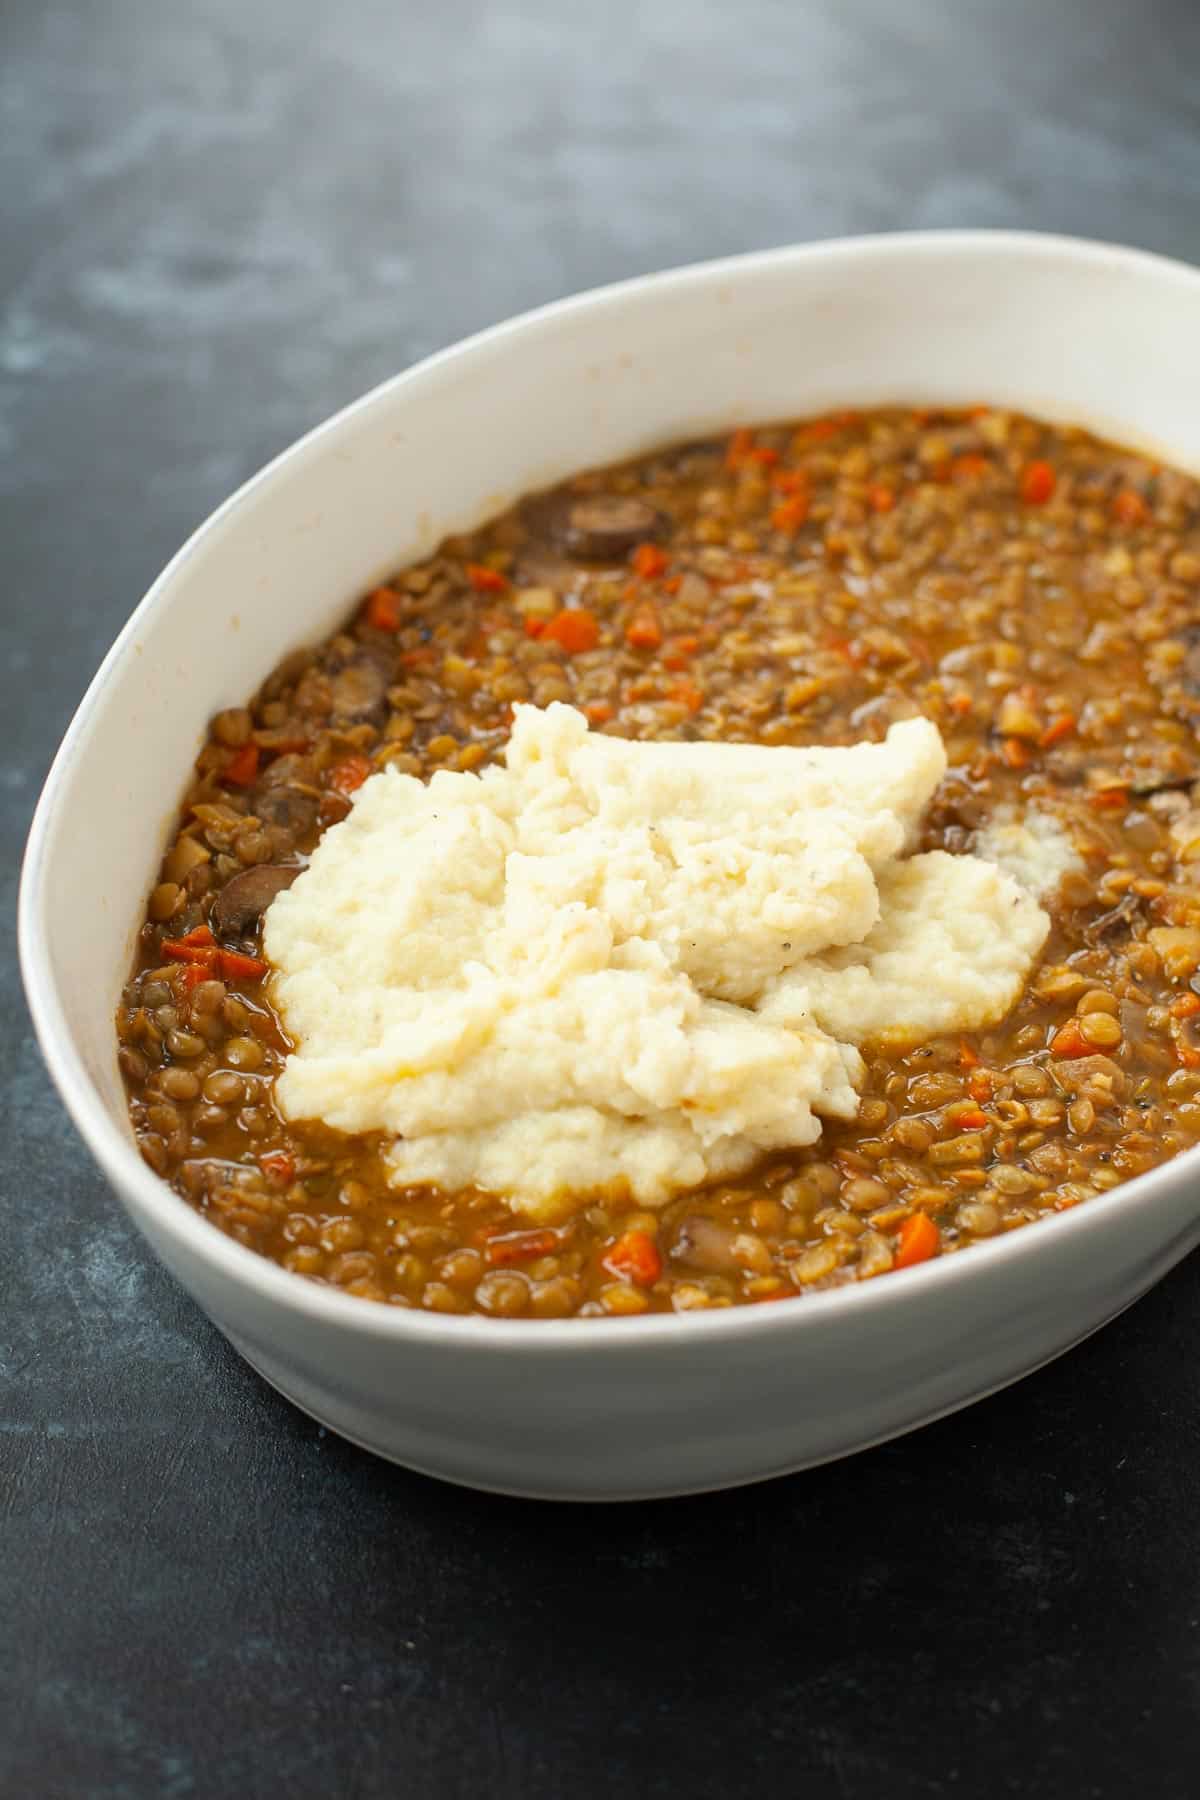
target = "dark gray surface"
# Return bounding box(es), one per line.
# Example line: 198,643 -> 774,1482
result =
5,0 -> 1200,1794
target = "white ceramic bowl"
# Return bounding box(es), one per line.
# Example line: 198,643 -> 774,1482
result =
21,231 -> 1200,1500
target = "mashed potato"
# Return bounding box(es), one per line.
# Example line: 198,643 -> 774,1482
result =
265,704 -> 1048,1217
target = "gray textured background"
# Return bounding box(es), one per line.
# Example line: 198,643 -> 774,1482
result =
6,1 -> 1200,1795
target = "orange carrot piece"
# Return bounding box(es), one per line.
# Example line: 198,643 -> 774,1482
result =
1112,488 -> 1150,527
602,1230 -> 662,1286
162,926 -> 217,966
1020,460 -> 1056,504
868,484 -> 896,513
328,754 -> 373,796
625,604 -> 663,649
259,1150 -> 295,1185
178,961 -> 217,992
1170,994 -> 1200,1019
666,677 -> 704,713
952,452 -> 989,482
364,586 -> 402,630
967,1069 -> 993,1103
895,1212 -> 940,1270
1039,715 -> 1076,749
222,743 -> 260,788
585,700 -> 614,725
486,1228 -> 561,1267
958,1038 -> 980,1069
663,635 -> 700,670
1001,737 -> 1032,769
542,608 -> 600,654
725,428 -> 755,468
771,493 -> 810,532
631,542 -> 669,579
954,1106 -> 990,1131
1090,787 -> 1130,812
1050,1021 -> 1091,1059
466,563 -> 509,592
218,949 -> 268,983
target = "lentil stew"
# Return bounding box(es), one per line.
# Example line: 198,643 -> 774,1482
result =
117,407 -> 1200,1318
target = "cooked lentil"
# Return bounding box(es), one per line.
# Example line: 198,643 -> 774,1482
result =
118,407 -> 1200,1317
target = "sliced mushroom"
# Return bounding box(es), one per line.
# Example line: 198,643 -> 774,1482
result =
330,651 -> 390,725
527,492 -> 667,562
1083,892 -> 1140,946
253,785 -> 319,835
668,1214 -> 741,1274
259,751 -> 318,789
211,864 -> 300,936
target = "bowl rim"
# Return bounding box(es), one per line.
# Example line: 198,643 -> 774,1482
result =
20,226 -> 1200,1353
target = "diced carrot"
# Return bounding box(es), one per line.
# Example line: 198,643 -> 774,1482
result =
773,469 -> 808,494
524,617 -> 545,638
948,692 -> 973,717
631,542 -> 669,579
868,484 -> 896,513
952,453 -> 989,482
802,418 -> 840,441
364,586 -> 402,631
602,1230 -> 662,1286
328,754 -> 373,796
1176,1041 -> 1200,1070
259,1151 -> 296,1186
725,428 -> 755,468
625,603 -> 663,649
466,563 -> 509,592
747,444 -> 780,465
1090,787 -> 1130,812
1020,460 -> 1057,505
178,960 -> 217,992
663,635 -> 700,670
967,1069 -> 993,1103
967,405 -> 991,419
1112,488 -> 1150,527
771,494 -> 810,532
585,701 -> 614,725
958,1038 -> 980,1069
895,1212 -> 940,1270
826,636 -> 864,668
218,949 -> 268,983
666,678 -> 704,713
542,608 -> 599,654
486,1228 -> 561,1267
162,925 -> 217,965
1050,1021 -> 1091,1059
1039,714 -> 1076,749
954,1106 -> 990,1131
175,924 -> 214,947
1001,737 -> 1031,769
1170,994 -> 1200,1019
222,743 -> 260,788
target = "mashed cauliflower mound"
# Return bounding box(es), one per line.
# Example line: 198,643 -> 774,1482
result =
265,705 -> 1049,1219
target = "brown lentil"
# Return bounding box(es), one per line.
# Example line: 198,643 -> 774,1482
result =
117,408 -> 1200,1316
